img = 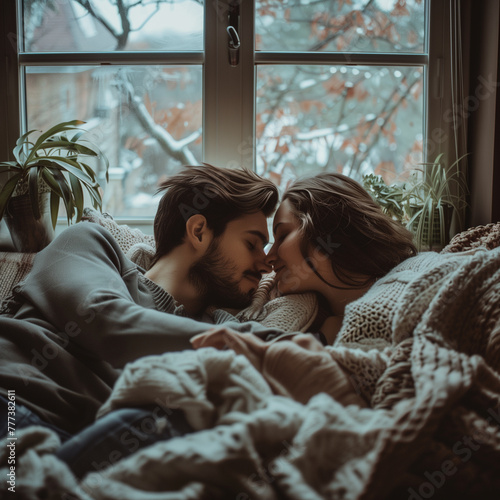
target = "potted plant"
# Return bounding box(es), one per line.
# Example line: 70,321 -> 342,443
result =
401,153 -> 469,251
363,153 -> 469,251
0,120 -> 109,252
362,173 -> 406,222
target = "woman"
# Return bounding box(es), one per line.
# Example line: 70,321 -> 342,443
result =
192,172 -> 416,406
265,172 -> 416,344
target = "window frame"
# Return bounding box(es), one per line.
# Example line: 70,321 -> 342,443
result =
1,0 -> 449,227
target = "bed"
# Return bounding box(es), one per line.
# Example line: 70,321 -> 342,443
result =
1,213 -> 500,499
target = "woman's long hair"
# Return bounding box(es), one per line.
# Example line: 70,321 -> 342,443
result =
283,172 -> 417,289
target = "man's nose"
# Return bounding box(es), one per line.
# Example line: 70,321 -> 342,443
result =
257,247 -> 273,274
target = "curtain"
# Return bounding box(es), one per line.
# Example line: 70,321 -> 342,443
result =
463,0 -> 500,225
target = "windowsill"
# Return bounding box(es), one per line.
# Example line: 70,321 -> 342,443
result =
55,218 -> 154,236
0,217 -> 154,253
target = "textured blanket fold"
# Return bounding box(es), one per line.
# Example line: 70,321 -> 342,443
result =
3,247 -> 500,499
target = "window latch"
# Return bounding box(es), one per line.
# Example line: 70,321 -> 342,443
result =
227,2 -> 240,67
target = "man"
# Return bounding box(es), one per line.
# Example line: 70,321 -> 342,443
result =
0,164 -> 281,439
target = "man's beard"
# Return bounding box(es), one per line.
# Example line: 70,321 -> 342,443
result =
189,239 -> 257,310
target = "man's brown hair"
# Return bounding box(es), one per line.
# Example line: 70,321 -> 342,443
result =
152,164 -> 279,264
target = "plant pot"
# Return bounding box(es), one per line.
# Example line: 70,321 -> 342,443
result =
408,204 -> 453,251
4,192 -> 54,252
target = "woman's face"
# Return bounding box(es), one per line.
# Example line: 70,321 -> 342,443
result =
266,199 -> 324,295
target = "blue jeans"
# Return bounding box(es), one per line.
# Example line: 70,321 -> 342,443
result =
0,395 -> 72,442
56,406 -> 193,479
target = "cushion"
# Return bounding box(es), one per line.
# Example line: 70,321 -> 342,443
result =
441,222 -> 500,253
81,208 -> 156,269
0,252 -> 36,302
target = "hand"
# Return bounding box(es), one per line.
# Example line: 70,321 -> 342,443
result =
191,327 -> 238,350
191,328 -> 269,372
273,333 -> 325,352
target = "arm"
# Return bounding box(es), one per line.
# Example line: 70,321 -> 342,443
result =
16,223 -> 281,367
192,328 -> 367,407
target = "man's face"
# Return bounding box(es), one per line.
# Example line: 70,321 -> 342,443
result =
189,211 -> 271,309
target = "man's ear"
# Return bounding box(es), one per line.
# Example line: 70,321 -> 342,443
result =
185,214 -> 212,252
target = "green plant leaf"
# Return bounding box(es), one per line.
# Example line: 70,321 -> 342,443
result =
70,140 -> 102,157
83,183 -> 103,210
49,168 -> 74,225
0,173 -> 23,220
14,129 -> 38,165
80,162 -> 98,182
436,204 -> 445,245
28,167 -> 41,220
41,168 -> 63,198
36,157 -> 99,191
36,140 -> 79,154
79,140 -> 109,182
15,129 -> 37,148
0,164 -> 23,174
50,190 -> 60,229
26,120 -> 86,164
37,141 -> 99,157
67,130 -> 86,142
68,172 -> 84,222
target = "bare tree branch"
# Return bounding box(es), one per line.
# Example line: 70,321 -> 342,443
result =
309,0 -> 378,51
120,79 -> 200,166
134,4 -> 161,31
115,0 -> 131,50
75,0 -> 121,42
347,73 -> 421,178
323,84 -> 350,171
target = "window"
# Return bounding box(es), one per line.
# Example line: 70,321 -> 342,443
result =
254,0 -> 426,188
5,0 -> 440,222
19,0 -> 204,219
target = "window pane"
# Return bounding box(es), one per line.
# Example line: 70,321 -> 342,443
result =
256,65 -> 424,188
23,0 -> 203,52
255,0 -> 426,53
25,65 -> 202,217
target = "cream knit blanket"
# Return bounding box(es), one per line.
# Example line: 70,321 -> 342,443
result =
3,247 -> 500,499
